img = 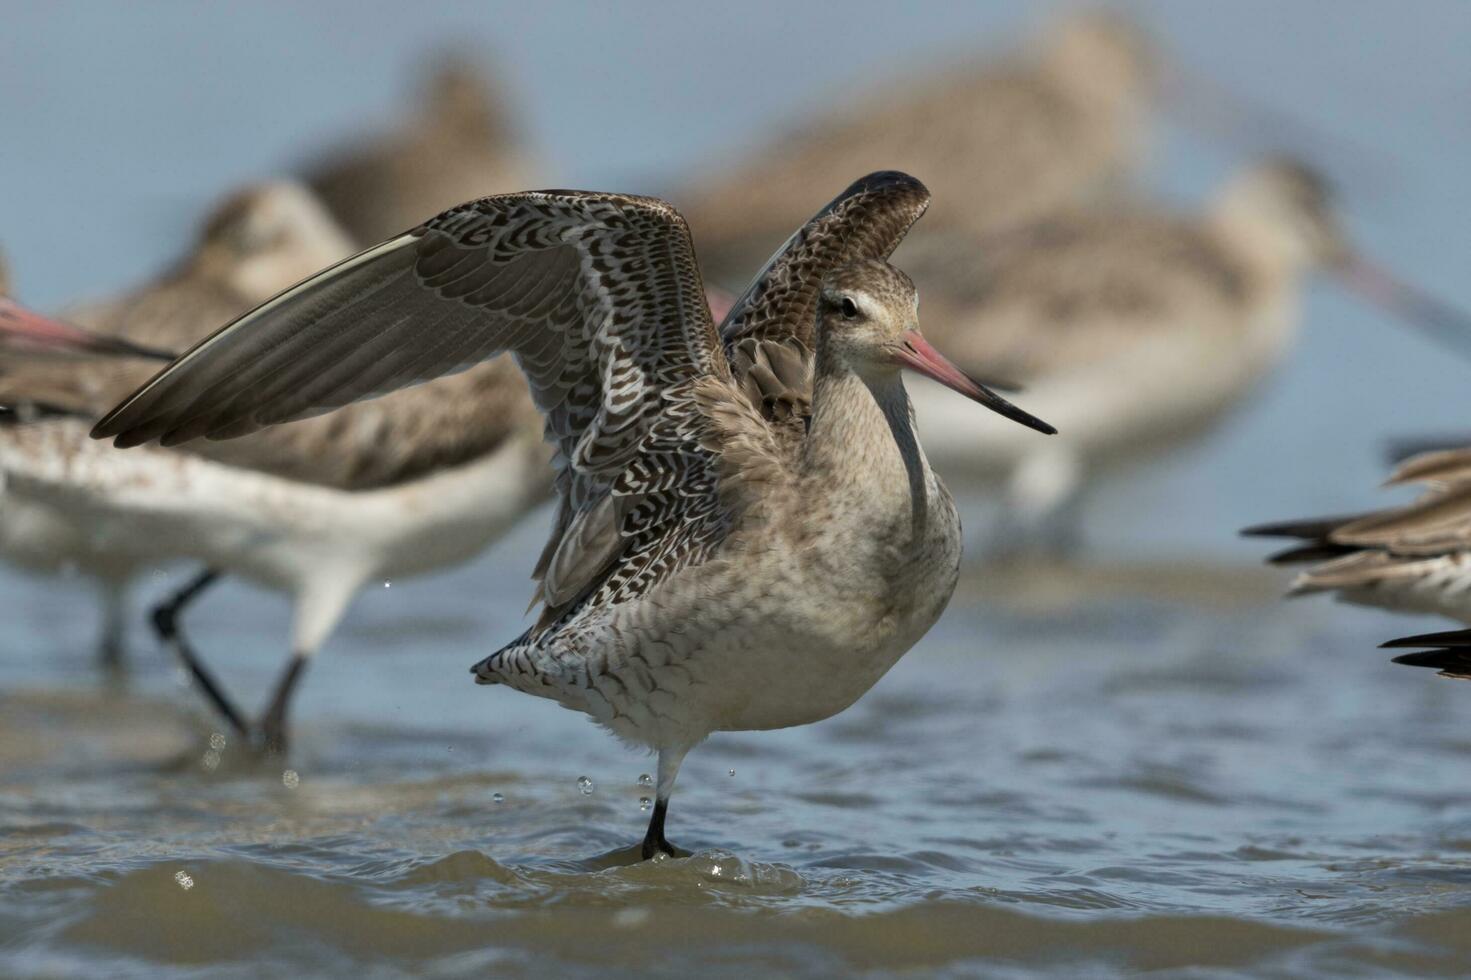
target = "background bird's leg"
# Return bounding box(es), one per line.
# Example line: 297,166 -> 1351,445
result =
150,569 -> 248,737
987,445 -> 1086,561
256,578 -> 357,756
641,746 -> 692,860
256,654 -> 309,756
95,577 -> 130,674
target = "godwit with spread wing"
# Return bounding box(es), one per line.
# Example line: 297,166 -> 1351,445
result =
681,11 -> 1156,286
0,183 -> 356,670
1,186 -> 551,751
304,54 -> 537,246
1246,448 -> 1471,682
901,159 -> 1471,554
92,172 -> 1055,857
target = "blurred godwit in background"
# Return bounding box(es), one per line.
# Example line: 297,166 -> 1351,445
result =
1,184 -> 552,751
680,11 -> 1156,286
901,159 -> 1471,555
1247,448 -> 1471,681
0,183 -> 355,671
303,54 -> 538,245
91,171 -> 1054,856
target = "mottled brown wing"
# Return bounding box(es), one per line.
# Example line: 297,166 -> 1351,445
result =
715,171 -> 929,435
92,190 -> 734,621
511,174 -> 935,635
59,255 -> 535,490
93,191 -> 726,492
182,358 -> 542,490
720,171 -> 930,353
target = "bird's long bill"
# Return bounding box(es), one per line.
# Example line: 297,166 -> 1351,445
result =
892,331 -> 1056,435
1334,253 -> 1471,362
0,297 -> 173,361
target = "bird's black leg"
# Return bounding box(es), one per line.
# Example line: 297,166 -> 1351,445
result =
256,654 -> 309,756
640,798 -> 677,860
151,569 -> 249,738
639,747 -> 691,860
97,579 -> 129,674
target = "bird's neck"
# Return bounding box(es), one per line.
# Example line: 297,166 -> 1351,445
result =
803,355 -> 931,534
1207,199 -> 1312,291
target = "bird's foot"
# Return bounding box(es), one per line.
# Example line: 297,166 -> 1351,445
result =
640,834 -> 689,861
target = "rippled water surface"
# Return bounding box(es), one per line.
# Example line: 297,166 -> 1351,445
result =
4,547 -> 1471,977
6,1 -> 1471,976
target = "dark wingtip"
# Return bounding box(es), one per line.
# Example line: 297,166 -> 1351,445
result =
851,170 -> 926,193
88,411 -> 122,442
1389,649 -> 1471,679
1241,519 -> 1313,538
1265,543 -> 1355,565
830,171 -> 931,216
1240,515 -> 1362,540
1380,628 -> 1471,650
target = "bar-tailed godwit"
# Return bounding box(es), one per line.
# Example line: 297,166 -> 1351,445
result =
92,171 -> 1055,856
2,185 -> 551,750
681,12 -> 1155,286
902,159 -> 1471,554
1247,448 -> 1471,682
0,183 -> 356,670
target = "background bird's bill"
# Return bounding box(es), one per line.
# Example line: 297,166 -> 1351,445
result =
0,297 -> 173,360
1333,252 -> 1471,362
891,329 -> 1056,435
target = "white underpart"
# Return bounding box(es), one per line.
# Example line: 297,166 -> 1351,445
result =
0,420 -> 548,658
913,290 -> 1297,520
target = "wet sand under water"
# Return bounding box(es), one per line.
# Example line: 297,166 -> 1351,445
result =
3,557 -> 1471,977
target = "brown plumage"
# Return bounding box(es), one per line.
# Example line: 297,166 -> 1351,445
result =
1247,446 -> 1471,679
680,11 -> 1156,286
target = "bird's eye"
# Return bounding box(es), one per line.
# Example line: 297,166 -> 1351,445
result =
840,297 -> 859,320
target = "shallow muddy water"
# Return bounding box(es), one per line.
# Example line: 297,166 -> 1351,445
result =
3,543 -> 1471,976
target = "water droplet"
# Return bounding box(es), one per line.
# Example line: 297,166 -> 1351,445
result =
577,776 -> 594,795
728,769 -> 736,778
281,769 -> 300,789
208,732 -> 226,751
491,792 -> 504,804
173,870 -> 194,890
639,797 -> 653,812
382,581 -> 391,589
201,749 -> 221,772
637,773 -> 653,788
